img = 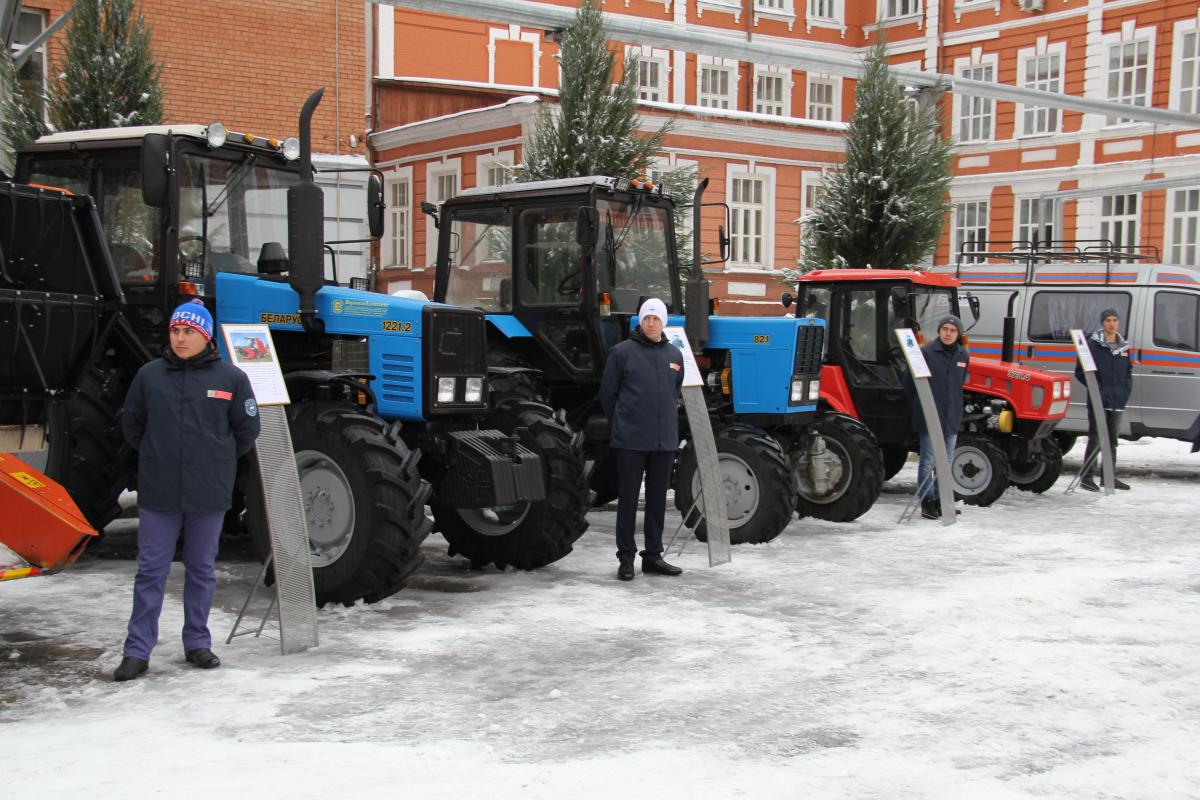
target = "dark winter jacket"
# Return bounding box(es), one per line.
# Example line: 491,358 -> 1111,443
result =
1074,329 -> 1133,410
123,344 -> 261,512
904,328 -> 969,437
599,327 -> 685,451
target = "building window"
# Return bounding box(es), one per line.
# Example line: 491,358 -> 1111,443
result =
1099,194 -> 1139,256
809,0 -> 839,22
383,172 -> 411,268
636,57 -> 667,102
1017,198 -> 1056,249
957,63 -> 994,142
730,175 -> 769,268
755,70 -> 787,116
756,0 -> 789,9
699,64 -> 735,109
882,0 -> 920,19
1020,51 -> 1061,135
425,161 -> 461,265
807,76 -> 836,121
1168,189 -> 1200,266
1106,38 -> 1151,124
10,10 -> 46,121
1174,26 -> 1200,114
953,200 -> 989,263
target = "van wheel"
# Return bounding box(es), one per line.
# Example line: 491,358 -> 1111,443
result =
951,434 -> 1009,506
1010,437 -> 1063,494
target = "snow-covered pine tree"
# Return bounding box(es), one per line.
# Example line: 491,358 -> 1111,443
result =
0,48 -> 47,178
517,0 -> 669,182
47,0 -> 163,131
800,40 -> 953,270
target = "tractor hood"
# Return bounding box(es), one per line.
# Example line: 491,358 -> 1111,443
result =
965,356 -> 1071,421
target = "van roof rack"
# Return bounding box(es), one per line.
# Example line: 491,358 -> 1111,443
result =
954,239 -> 1160,285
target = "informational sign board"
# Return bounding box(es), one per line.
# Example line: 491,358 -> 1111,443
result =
220,324 -> 291,406
894,329 -> 955,526
896,327 -> 931,379
1068,329 -> 1114,495
665,325 -> 703,388
1070,329 -> 1097,372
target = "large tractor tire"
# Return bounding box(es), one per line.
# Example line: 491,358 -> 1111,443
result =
880,445 -> 911,482
792,413 -> 883,522
43,362 -> 136,531
1009,436 -> 1063,494
951,434 -> 1010,506
1053,431 -> 1078,456
244,403 -> 432,606
675,425 -> 796,545
432,396 -> 589,570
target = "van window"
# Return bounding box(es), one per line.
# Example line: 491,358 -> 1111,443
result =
1028,292 -> 1130,341
1153,292 -> 1200,352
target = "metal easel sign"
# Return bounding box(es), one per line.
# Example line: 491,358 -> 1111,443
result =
895,328 -> 956,526
1067,329 -> 1115,495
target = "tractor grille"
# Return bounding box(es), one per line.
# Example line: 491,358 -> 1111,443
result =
425,307 -> 486,376
331,338 -> 370,372
380,353 -> 416,404
793,324 -> 825,377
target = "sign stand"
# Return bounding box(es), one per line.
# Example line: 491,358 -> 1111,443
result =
894,329 -> 956,526
665,326 -> 730,566
220,324 -> 318,654
1065,329 -> 1115,496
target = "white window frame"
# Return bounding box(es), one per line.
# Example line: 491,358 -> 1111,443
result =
952,51 -> 997,144
880,0 -> 921,21
1171,18 -> 1200,115
474,150 -> 515,189
1016,197 -> 1058,250
9,9 -> 48,123
1103,22 -> 1155,126
486,25 -> 542,87
1017,39 -> 1066,138
696,55 -> 738,110
754,0 -> 796,31
1098,193 -> 1140,255
1166,188 -> 1200,266
753,65 -> 791,117
726,164 -> 777,270
806,0 -> 845,35
424,159 -> 461,266
952,199 -> 989,264
627,45 -> 671,103
806,74 -> 840,122
382,166 -> 413,269
798,171 -> 825,261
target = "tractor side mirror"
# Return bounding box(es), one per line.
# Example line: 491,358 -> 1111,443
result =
575,205 -> 598,250
420,201 -> 440,229
967,293 -> 981,322
781,291 -> 794,309
717,224 -> 730,262
366,173 -> 385,239
140,134 -> 169,208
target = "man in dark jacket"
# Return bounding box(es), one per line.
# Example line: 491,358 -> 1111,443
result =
599,297 -> 685,581
113,300 -> 261,682
906,315 -> 969,520
1074,308 -> 1133,492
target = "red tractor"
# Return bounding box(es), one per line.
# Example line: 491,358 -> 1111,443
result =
234,336 -> 269,361
787,269 -> 1071,506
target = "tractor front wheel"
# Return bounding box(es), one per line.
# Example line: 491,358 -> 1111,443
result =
951,434 -> 1010,506
792,413 -> 883,522
1009,436 -> 1063,494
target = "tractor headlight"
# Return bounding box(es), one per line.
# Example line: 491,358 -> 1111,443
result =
808,380 -> 821,401
790,378 -> 804,403
282,136 -> 300,161
206,122 -> 227,149
437,377 -> 456,403
1062,381 -> 1071,398
1052,382 -> 1062,400
464,377 -> 484,404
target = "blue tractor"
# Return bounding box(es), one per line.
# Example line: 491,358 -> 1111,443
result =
426,176 -> 884,545
11,91 -> 586,604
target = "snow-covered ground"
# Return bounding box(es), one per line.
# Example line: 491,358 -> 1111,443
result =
3,439 -> 1198,799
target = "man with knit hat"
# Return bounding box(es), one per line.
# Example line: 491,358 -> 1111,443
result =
905,315 -> 969,520
1074,307 -> 1133,492
113,299 -> 261,682
599,297 -> 685,581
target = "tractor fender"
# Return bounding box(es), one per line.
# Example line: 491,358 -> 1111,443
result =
817,365 -> 859,418
485,314 -> 533,339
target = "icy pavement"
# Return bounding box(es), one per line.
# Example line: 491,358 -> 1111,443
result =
2,440 -> 1198,799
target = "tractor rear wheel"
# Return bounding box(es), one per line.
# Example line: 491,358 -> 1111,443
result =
432,397 -> 589,570
951,434 -> 1009,506
792,413 -> 883,522
880,445 -> 910,482
675,426 -> 795,545
243,403 -> 431,606
43,361 -> 135,531
1009,436 -> 1063,494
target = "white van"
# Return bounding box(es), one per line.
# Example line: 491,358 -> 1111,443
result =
933,246 -> 1200,451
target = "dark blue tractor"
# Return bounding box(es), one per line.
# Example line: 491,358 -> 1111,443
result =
427,176 -> 883,544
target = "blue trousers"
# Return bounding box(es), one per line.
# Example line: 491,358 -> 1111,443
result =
917,431 -> 957,500
614,448 -> 675,564
123,509 -> 224,660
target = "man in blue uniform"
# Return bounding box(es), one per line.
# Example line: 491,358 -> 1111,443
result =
113,300 -> 260,682
599,298 -> 685,581
1075,308 -> 1133,492
907,315 -> 969,520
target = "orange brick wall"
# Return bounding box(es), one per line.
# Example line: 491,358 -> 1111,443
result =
25,0 -> 366,155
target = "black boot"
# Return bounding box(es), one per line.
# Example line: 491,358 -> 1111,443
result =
920,499 -> 940,520
1114,478 -> 1131,490
642,557 -> 682,576
185,648 -> 221,669
617,562 -> 635,581
1079,476 -> 1100,492
113,656 -> 148,682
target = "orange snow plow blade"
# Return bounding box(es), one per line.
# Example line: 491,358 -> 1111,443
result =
0,453 -> 97,580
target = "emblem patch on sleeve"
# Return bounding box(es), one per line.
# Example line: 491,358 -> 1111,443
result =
245,398 -> 258,417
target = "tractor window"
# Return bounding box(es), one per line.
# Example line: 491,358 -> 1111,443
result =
518,207 -> 582,305
907,287 -> 956,336
846,289 -> 881,362
797,285 -> 831,322
102,161 -> 160,285
444,206 -> 514,312
1028,291 -> 1130,341
596,199 -> 674,313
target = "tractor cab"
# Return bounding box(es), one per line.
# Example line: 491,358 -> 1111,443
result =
433,176 -> 680,386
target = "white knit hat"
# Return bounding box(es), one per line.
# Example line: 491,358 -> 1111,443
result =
638,297 -> 669,326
